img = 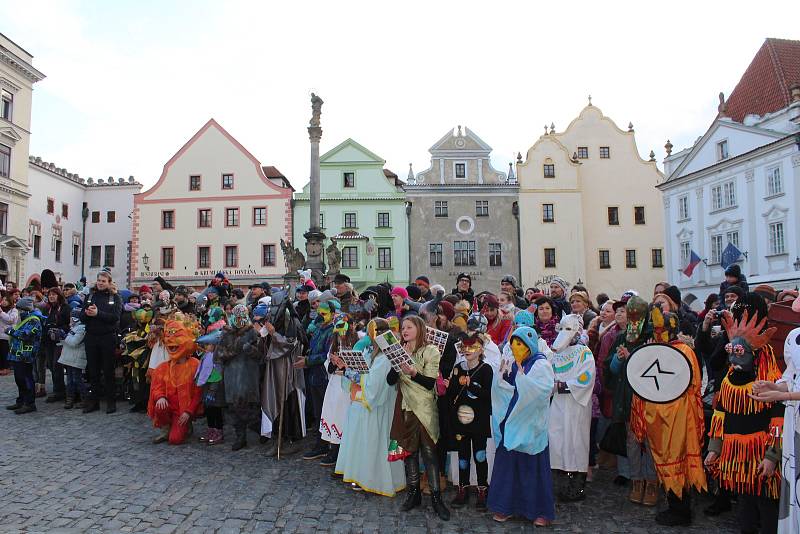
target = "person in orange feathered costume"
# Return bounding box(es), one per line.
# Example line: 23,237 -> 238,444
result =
633,307 -> 706,526
147,314 -> 203,445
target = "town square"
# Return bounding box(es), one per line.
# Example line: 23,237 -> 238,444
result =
0,1 -> 799,533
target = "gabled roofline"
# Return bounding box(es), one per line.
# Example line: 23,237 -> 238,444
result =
665,119 -> 786,182
320,138 -> 385,164
428,126 -> 493,154
136,118 -> 290,200
657,134 -> 796,190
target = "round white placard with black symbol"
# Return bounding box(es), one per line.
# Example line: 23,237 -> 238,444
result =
625,343 -> 692,404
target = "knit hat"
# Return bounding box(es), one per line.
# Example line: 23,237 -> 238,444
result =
139,284 -> 152,295
481,294 -> 499,310
15,297 -> 34,312
724,264 -> 742,279
405,285 -> 422,301
550,276 -> 568,293
467,312 -> 488,334
391,286 -> 409,299
175,285 -> 189,297
415,276 -> 430,288
456,273 -> 472,284
333,273 -> 351,285
295,284 -> 312,294
501,274 -> 518,288
215,272 -> 226,280
724,285 -> 745,300
308,290 -> 322,302
514,310 -> 535,327
439,300 -> 455,321
99,266 -> 113,280
664,285 -> 682,308
430,284 -> 446,295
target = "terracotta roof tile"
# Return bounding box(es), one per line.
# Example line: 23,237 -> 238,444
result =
262,165 -> 285,178
724,38 -> 800,123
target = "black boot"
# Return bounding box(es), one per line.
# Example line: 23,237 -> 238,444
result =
421,442 -> 450,521
656,490 -> 692,526
320,444 -> 339,466
231,427 -> 247,451
82,399 -> 99,413
106,399 -> 117,414
401,455 -> 422,512
703,489 -> 731,516
303,437 -> 329,460
558,472 -> 586,502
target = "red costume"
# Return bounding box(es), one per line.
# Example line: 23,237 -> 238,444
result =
147,316 -> 202,445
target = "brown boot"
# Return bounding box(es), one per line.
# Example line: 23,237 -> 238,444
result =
420,472 -> 431,495
152,426 -> 170,444
629,480 -> 644,504
642,480 -> 659,506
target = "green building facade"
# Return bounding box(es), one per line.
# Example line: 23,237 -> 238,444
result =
293,139 -> 408,290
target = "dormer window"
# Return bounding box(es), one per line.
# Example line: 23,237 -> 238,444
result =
455,162 -> 466,179
343,172 -> 355,188
717,140 -> 729,161
543,163 -> 555,178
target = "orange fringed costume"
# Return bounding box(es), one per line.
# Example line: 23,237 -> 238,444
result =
146,316 -> 202,445
632,341 -> 707,498
707,310 -> 783,499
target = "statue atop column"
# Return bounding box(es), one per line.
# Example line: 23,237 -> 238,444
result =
326,237 -> 341,275
310,93 -> 324,128
303,92 -> 326,285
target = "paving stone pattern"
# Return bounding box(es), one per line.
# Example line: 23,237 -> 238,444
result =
0,376 -> 738,533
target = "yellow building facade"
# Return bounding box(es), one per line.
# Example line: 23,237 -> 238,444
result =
517,103 -> 666,298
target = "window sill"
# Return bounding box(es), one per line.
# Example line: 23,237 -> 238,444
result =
599,266 -> 611,270
376,226 -> 392,229
376,268 -> 393,271
677,217 -> 691,223
652,265 -> 664,269
543,220 -> 554,223
764,192 -> 785,201
765,252 -> 788,258
709,205 -> 738,215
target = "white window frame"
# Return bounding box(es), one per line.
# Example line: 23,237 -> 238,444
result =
710,234 -> 723,264
766,165 -> 783,197
678,195 -> 689,220
452,161 -> 467,181
725,231 -> 739,249
717,139 -> 729,161
377,247 -> 392,269
711,180 -> 736,211
342,246 -> 358,268
768,222 -> 785,255
679,241 -> 690,266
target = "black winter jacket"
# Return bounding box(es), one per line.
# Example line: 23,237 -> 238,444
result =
80,289 -> 123,336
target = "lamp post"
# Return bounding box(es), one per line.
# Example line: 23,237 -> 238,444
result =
142,253 -> 150,272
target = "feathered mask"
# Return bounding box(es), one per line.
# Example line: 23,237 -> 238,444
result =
721,309 -> 777,372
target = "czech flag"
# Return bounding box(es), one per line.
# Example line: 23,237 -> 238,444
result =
682,250 -> 701,277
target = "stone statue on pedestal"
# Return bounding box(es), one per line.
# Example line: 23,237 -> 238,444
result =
326,238 -> 341,275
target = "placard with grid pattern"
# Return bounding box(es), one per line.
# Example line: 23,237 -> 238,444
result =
426,327 -> 449,354
339,350 -> 370,373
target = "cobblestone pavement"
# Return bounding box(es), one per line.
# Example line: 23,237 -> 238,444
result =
0,376 -> 738,533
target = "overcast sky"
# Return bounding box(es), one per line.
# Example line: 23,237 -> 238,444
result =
2,0 -> 798,191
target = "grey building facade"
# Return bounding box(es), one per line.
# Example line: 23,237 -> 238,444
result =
406,126 -> 520,294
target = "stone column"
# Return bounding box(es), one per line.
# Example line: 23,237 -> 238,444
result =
303,93 -> 326,284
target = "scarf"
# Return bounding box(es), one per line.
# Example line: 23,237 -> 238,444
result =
535,316 -> 559,346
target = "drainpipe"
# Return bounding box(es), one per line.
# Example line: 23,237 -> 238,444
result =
405,201 -> 412,284
81,203 -> 89,280
513,201 -> 522,284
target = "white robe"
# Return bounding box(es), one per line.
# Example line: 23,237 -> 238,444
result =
319,351 -> 351,444
778,327 -> 800,534
547,344 -> 595,473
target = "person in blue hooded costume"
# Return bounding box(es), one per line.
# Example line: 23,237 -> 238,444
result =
487,326 -> 555,526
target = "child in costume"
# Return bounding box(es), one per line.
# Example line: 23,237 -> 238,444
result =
57,309 -> 87,409
147,314 -> 203,445
195,325 -> 225,445
487,326 -> 555,526
319,314 -> 358,467
637,307 -> 707,526
446,332 -> 493,510
389,315 -> 450,521
123,305 -> 153,413
216,304 -> 261,451
334,318 -> 406,496
706,293 -> 782,534
300,299 -> 339,460
751,294 -> 800,533
5,297 -> 45,414
547,313 -> 595,502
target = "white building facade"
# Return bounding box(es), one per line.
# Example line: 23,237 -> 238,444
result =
0,33 -> 45,285
25,157 -> 141,286
131,119 -> 293,289
658,39 -> 800,306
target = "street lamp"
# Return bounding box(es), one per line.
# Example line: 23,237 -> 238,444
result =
142,253 -> 150,272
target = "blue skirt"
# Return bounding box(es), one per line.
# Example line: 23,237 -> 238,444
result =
487,445 -> 555,521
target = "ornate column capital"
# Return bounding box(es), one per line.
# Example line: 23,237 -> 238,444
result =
307,126 -> 322,143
